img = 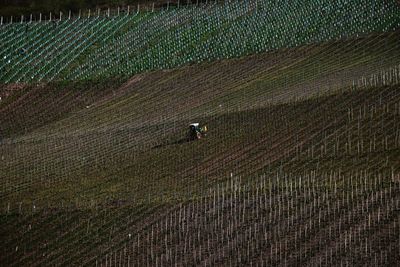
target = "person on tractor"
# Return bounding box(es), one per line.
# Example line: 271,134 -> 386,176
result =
188,123 -> 207,141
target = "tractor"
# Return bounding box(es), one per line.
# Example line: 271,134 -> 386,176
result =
188,123 -> 207,141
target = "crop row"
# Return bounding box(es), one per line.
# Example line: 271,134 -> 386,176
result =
1,0 -> 399,82
1,30 -> 397,140
1,89 -> 398,264
1,73 -> 399,214
2,162 -> 398,265
90,168 -> 399,266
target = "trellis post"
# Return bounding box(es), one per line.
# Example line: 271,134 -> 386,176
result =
79,9 -> 81,19
137,4 -> 140,14
88,9 -> 91,18
60,11 -> 62,21
69,10 -> 71,19
97,8 -> 100,17
49,12 -> 52,21
107,8 -> 110,17
167,1 -> 169,10
117,7 -> 120,16
128,5 -> 130,15
152,3 -> 155,12
39,13 -> 42,22
0,17 -> 3,25
11,16 -> 13,24
21,14 -> 23,24
30,14 -> 32,23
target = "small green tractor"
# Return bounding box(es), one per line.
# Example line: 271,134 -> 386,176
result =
188,123 -> 207,141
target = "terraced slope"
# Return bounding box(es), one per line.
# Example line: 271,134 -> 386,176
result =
1,31 -> 399,265
1,0 -> 399,83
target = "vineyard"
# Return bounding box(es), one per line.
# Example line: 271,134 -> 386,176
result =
1,0 -> 400,266
1,0 -> 400,83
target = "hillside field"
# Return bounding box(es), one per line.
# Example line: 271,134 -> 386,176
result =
1,27 -> 400,265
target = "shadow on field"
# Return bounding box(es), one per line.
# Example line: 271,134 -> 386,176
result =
151,137 -> 198,149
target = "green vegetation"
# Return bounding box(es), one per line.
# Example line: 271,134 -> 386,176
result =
0,0 -> 168,17
1,0 -> 399,83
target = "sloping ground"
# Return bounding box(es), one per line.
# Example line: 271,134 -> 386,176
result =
0,32 -> 400,265
1,0 -> 399,83
1,31 -> 399,138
